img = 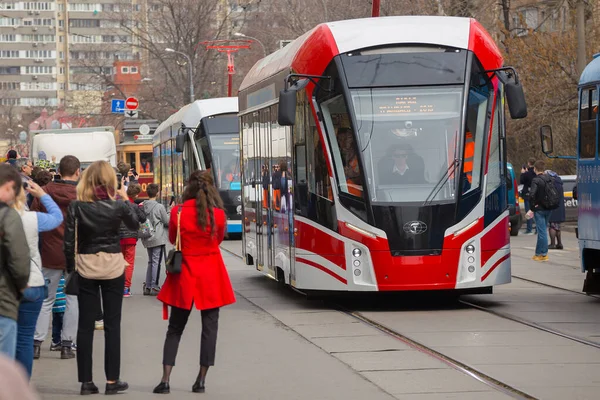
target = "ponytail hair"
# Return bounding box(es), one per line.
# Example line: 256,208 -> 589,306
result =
182,170 -> 223,235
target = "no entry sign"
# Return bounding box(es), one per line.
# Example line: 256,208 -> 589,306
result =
125,97 -> 139,110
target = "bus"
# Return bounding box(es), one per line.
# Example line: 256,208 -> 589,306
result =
238,16 -> 527,293
540,53 -> 600,294
153,98 -> 242,236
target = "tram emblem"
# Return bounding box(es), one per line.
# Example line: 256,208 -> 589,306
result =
403,221 -> 427,235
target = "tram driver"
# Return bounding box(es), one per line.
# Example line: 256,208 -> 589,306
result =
378,143 -> 424,185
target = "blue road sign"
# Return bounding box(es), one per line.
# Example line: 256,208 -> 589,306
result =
111,99 -> 125,114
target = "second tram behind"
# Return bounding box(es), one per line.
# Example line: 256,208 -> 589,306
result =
153,98 -> 242,235
238,16 -> 527,293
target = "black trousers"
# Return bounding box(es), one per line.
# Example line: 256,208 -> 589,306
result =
77,274 -> 125,383
162,306 -> 219,367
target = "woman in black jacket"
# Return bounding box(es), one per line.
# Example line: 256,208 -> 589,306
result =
547,170 -> 566,250
64,161 -> 142,396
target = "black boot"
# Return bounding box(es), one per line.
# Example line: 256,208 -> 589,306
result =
33,340 -> 41,360
61,341 -> 75,359
105,381 -> 129,395
153,382 -> 170,394
548,228 -> 557,249
80,382 -> 99,395
192,380 -> 205,393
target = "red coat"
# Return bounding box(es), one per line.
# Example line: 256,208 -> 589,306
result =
157,200 -> 235,315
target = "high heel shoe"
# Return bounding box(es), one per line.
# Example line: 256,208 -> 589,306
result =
153,382 -> 170,394
192,380 -> 205,393
80,382 -> 99,395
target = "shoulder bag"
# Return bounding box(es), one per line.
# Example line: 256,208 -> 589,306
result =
165,206 -> 182,274
64,217 -> 80,296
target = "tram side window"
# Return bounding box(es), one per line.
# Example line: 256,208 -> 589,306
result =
580,87 -> 597,159
486,92 -> 502,195
306,116 -> 332,201
320,95 -> 363,199
140,152 -> 152,173
462,58 -> 493,195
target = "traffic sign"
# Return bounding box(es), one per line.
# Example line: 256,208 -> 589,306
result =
139,124 -> 150,135
125,97 -> 139,110
111,99 -> 125,114
125,109 -> 139,118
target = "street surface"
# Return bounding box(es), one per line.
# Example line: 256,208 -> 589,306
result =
32,230 -> 600,399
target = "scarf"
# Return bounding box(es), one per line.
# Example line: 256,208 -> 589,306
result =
94,186 -> 114,200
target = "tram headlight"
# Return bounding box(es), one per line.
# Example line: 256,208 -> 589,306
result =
236,205 -> 242,215
353,260 -> 361,267
468,256 -> 475,264
468,265 -> 475,273
352,248 -> 362,258
354,269 -> 361,276
465,244 -> 475,254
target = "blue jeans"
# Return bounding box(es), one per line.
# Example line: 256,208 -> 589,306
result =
524,198 -> 533,232
16,286 -> 45,378
0,315 -> 17,359
534,210 -> 552,256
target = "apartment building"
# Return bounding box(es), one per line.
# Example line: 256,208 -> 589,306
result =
0,0 -> 145,118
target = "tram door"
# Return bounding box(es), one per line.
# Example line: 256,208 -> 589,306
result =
253,113 -> 264,270
263,108 -> 275,272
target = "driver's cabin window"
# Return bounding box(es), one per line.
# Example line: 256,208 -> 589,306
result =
140,152 -> 153,173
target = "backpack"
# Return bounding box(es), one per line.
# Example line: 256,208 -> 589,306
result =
539,175 -> 560,210
138,203 -> 157,240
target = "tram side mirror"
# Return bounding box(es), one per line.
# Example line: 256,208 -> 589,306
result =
175,134 -> 186,153
278,89 -> 297,126
505,80 -> 528,119
540,125 -> 554,155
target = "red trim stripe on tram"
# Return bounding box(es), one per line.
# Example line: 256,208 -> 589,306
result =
481,253 -> 510,282
296,257 -> 348,285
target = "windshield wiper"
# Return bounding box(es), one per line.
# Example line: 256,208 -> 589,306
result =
422,159 -> 460,206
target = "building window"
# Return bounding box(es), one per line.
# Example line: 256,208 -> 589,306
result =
121,66 -> 129,74
0,66 -> 20,75
130,66 -> 138,74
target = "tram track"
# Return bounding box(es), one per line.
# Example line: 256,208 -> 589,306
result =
221,245 -> 537,399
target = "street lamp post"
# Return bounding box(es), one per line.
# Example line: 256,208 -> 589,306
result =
233,33 -> 267,57
165,48 -> 195,104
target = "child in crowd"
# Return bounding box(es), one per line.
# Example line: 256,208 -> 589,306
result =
50,275 -> 66,351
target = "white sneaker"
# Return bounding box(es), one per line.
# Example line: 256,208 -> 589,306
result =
95,320 -> 104,330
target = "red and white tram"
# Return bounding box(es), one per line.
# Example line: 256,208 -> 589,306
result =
238,16 -> 527,293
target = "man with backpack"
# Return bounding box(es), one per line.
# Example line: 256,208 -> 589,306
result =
528,160 -> 560,261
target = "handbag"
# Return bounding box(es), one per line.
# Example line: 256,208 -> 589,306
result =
64,217 -> 80,296
165,206 -> 182,274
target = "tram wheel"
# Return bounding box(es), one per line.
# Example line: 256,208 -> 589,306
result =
276,267 -> 286,289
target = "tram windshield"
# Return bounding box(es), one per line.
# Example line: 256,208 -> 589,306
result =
209,134 -> 240,190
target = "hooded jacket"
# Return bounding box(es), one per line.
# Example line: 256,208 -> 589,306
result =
30,180 -> 77,270
0,203 -> 30,321
141,199 -> 169,248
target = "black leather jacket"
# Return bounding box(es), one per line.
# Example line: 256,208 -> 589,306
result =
63,200 -> 142,273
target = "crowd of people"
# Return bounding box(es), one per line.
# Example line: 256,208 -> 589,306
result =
0,152 -> 236,396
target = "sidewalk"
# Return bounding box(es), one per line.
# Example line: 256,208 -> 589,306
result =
31,243 -> 394,400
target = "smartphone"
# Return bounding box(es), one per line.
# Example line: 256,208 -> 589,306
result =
22,181 -> 29,189
116,173 -> 123,189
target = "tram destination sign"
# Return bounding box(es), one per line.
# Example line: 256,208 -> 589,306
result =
374,93 -> 458,116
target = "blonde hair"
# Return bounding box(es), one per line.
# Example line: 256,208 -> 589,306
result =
11,188 -> 27,212
77,160 -> 117,202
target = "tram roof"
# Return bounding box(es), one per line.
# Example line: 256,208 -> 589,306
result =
153,97 -> 238,142
239,16 -> 501,93
579,54 -> 600,86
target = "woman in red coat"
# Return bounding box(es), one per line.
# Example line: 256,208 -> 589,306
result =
153,170 -> 235,394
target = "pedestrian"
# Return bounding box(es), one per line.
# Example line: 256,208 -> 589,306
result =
546,170 -> 565,250
153,170 -> 236,394
31,156 -> 81,360
12,181 -> 63,378
50,274 -> 66,351
520,157 -> 536,235
0,353 -> 40,400
119,183 -> 146,297
15,158 -> 34,207
141,183 -> 169,296
528,160 -> 560,261
63,160 -> 141,395
33,170 -> 52,187
6,150 -> 18,169
0,164 -> 30,359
